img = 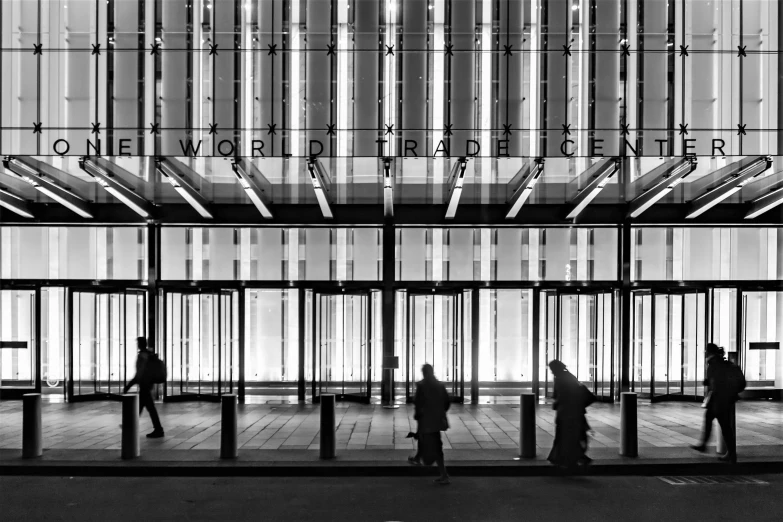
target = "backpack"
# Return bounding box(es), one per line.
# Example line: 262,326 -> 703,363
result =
146,352 -> 167,384
726,361 -> 746,396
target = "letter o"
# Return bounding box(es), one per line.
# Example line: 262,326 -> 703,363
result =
53,139 -> 70,156
217,140 -> 235,157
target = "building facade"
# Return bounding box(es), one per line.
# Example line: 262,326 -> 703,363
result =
0,0 -> 781,404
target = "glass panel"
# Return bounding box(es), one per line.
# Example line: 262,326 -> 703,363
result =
0,289 -> 36,389
742,291 -> 781,390
631,293 -> 652,396
41,287 -> 66,397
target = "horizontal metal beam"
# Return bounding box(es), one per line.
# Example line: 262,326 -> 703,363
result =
566,158 -> 620,220
506,158 -> 545,219
156,157 -> 213,219
2,156 -> 93,218
627,158 -> 697,218
687,156 -> 772,219
79,157 -> 155,219
0,184 -> 34,219
306,158 -> 333,219
232,158 -> 273,219
445,158 -> 468,219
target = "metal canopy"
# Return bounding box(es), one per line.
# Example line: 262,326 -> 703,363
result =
566,158 -> 620,220
79,157 -> 155,219
0,183 -> 34,218
306,157 -> 334,219
382,157 -> 394,218
505,158 -> 545,219
445,158 -> 468,219
156,157 -> 214,219
232,158 -> 273,219
686,156 -> 772,219
745,183 -> 783,219
2,156 -> 93,218
627,157 -> 697,218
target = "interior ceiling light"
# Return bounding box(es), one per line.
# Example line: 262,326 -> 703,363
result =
445,158 -> 468,219
0,185 -> 34,219
383,158 -> 394,218
232,159 -> 273,219
79,158 -> 154,219
506,158 -> 545,220
566,158 -> 620,220
627,158 -> 697,218
744,183 -> 783,220
307,158 -> 334,219
156,158 -> 213,219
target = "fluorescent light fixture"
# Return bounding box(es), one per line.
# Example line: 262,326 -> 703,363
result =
3,157 -> 93,218
232,159 -> 273,219
79,158 -> 154,219
0,185 -> 34,218
506,158 -> 545,219
566,158 -> 619,220
156,158 -> 213,219
686,156 -> 771,219
627,158 -> 697,218
445,158 -> 468,219
307,158 -> 334,219
744,184 -> 783,219
382,158 -> 394,218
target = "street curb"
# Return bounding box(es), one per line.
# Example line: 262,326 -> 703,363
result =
2,460 -> 782,478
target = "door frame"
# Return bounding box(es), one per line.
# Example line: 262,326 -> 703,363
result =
541,288 -> 618,403
404,288 -> 467,404
161,288 -> 238,403
0,286 -> 42,400
311,289 -> 374,404
66,287 -> 147,403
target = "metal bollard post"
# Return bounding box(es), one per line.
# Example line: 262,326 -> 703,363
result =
220,394 -> 238,459
620,392 -> 638,457
320,394 -> 336,459
22,393 -> 42,458
121,394 -> 140,460
519,393 -> 536,458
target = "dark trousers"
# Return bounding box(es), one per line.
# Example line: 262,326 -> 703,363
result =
139,386 -> 163,432
700,404 -> 736,457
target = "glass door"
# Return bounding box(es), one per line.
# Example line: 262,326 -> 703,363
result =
542,291 -> 617,402
312,291 -> 374,403
631,290 -> 706,401
69,289 -> 146,401
0,289 -> 37,396
741,291 -> 781,390
164,290 -> 239,401
405,291 -> 466,403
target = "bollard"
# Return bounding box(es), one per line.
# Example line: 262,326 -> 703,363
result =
319,394 -> 336,459
22,393 -> 42,458
519,393 -> 536,458
220,394 -> 238,459
620,392 -> 638,457
121,394 -> 140,460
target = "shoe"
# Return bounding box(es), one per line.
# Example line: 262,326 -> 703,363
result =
433,476 -> 451,485
146,430 -> 165,439
718,453 -> 737,464
408,456 -> 421,466
690,444 -> 706,453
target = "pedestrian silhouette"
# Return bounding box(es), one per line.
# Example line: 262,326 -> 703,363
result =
691,343 -> 745,463
413,363 -> 451,485
547,359 -> 596,471
124,337 -> 165,438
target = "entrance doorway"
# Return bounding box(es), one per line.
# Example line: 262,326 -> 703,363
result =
0,289 -> 37,398
404,291 -> 468,403
163,290 -> 239,401
311,291 -> 378,403
68,289 -> 147,401
740,291 -> 781,390
631,291 -> 707,401
541,290 -> 617,402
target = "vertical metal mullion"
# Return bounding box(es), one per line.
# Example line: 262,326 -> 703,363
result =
297,288 -> 305,402
34,288 -> 42,394
470,289 -> 480,404
650,292 -> 656,400
406,292 -> 412,403
238,289 -> 245,402
531,288 -> 541,398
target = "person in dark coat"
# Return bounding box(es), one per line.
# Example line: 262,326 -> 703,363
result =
547,359 -> 595,471
123,337 -> 164,438
691,343 -> 739,463
413,363 -> 451,484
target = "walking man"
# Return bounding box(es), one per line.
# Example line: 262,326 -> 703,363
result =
414,364 -> 451,484
691,343 -> 744,463
124,337 -> 165,438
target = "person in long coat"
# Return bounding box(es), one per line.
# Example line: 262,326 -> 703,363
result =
547,359 -> 595,470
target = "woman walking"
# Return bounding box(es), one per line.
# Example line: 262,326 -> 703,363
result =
547,359 -> 596,471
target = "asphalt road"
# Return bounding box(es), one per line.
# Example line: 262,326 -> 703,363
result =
1,474 -> 781,522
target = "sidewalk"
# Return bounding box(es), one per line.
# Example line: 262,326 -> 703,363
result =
2,400 -> 782,476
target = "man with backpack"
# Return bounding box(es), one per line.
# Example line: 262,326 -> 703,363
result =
123,337 -> 165,438
691,343 -> 745,463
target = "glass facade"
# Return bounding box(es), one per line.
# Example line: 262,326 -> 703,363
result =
1,1 -> 781,405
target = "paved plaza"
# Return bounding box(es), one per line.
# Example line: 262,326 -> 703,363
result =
1,399 -> 782,455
